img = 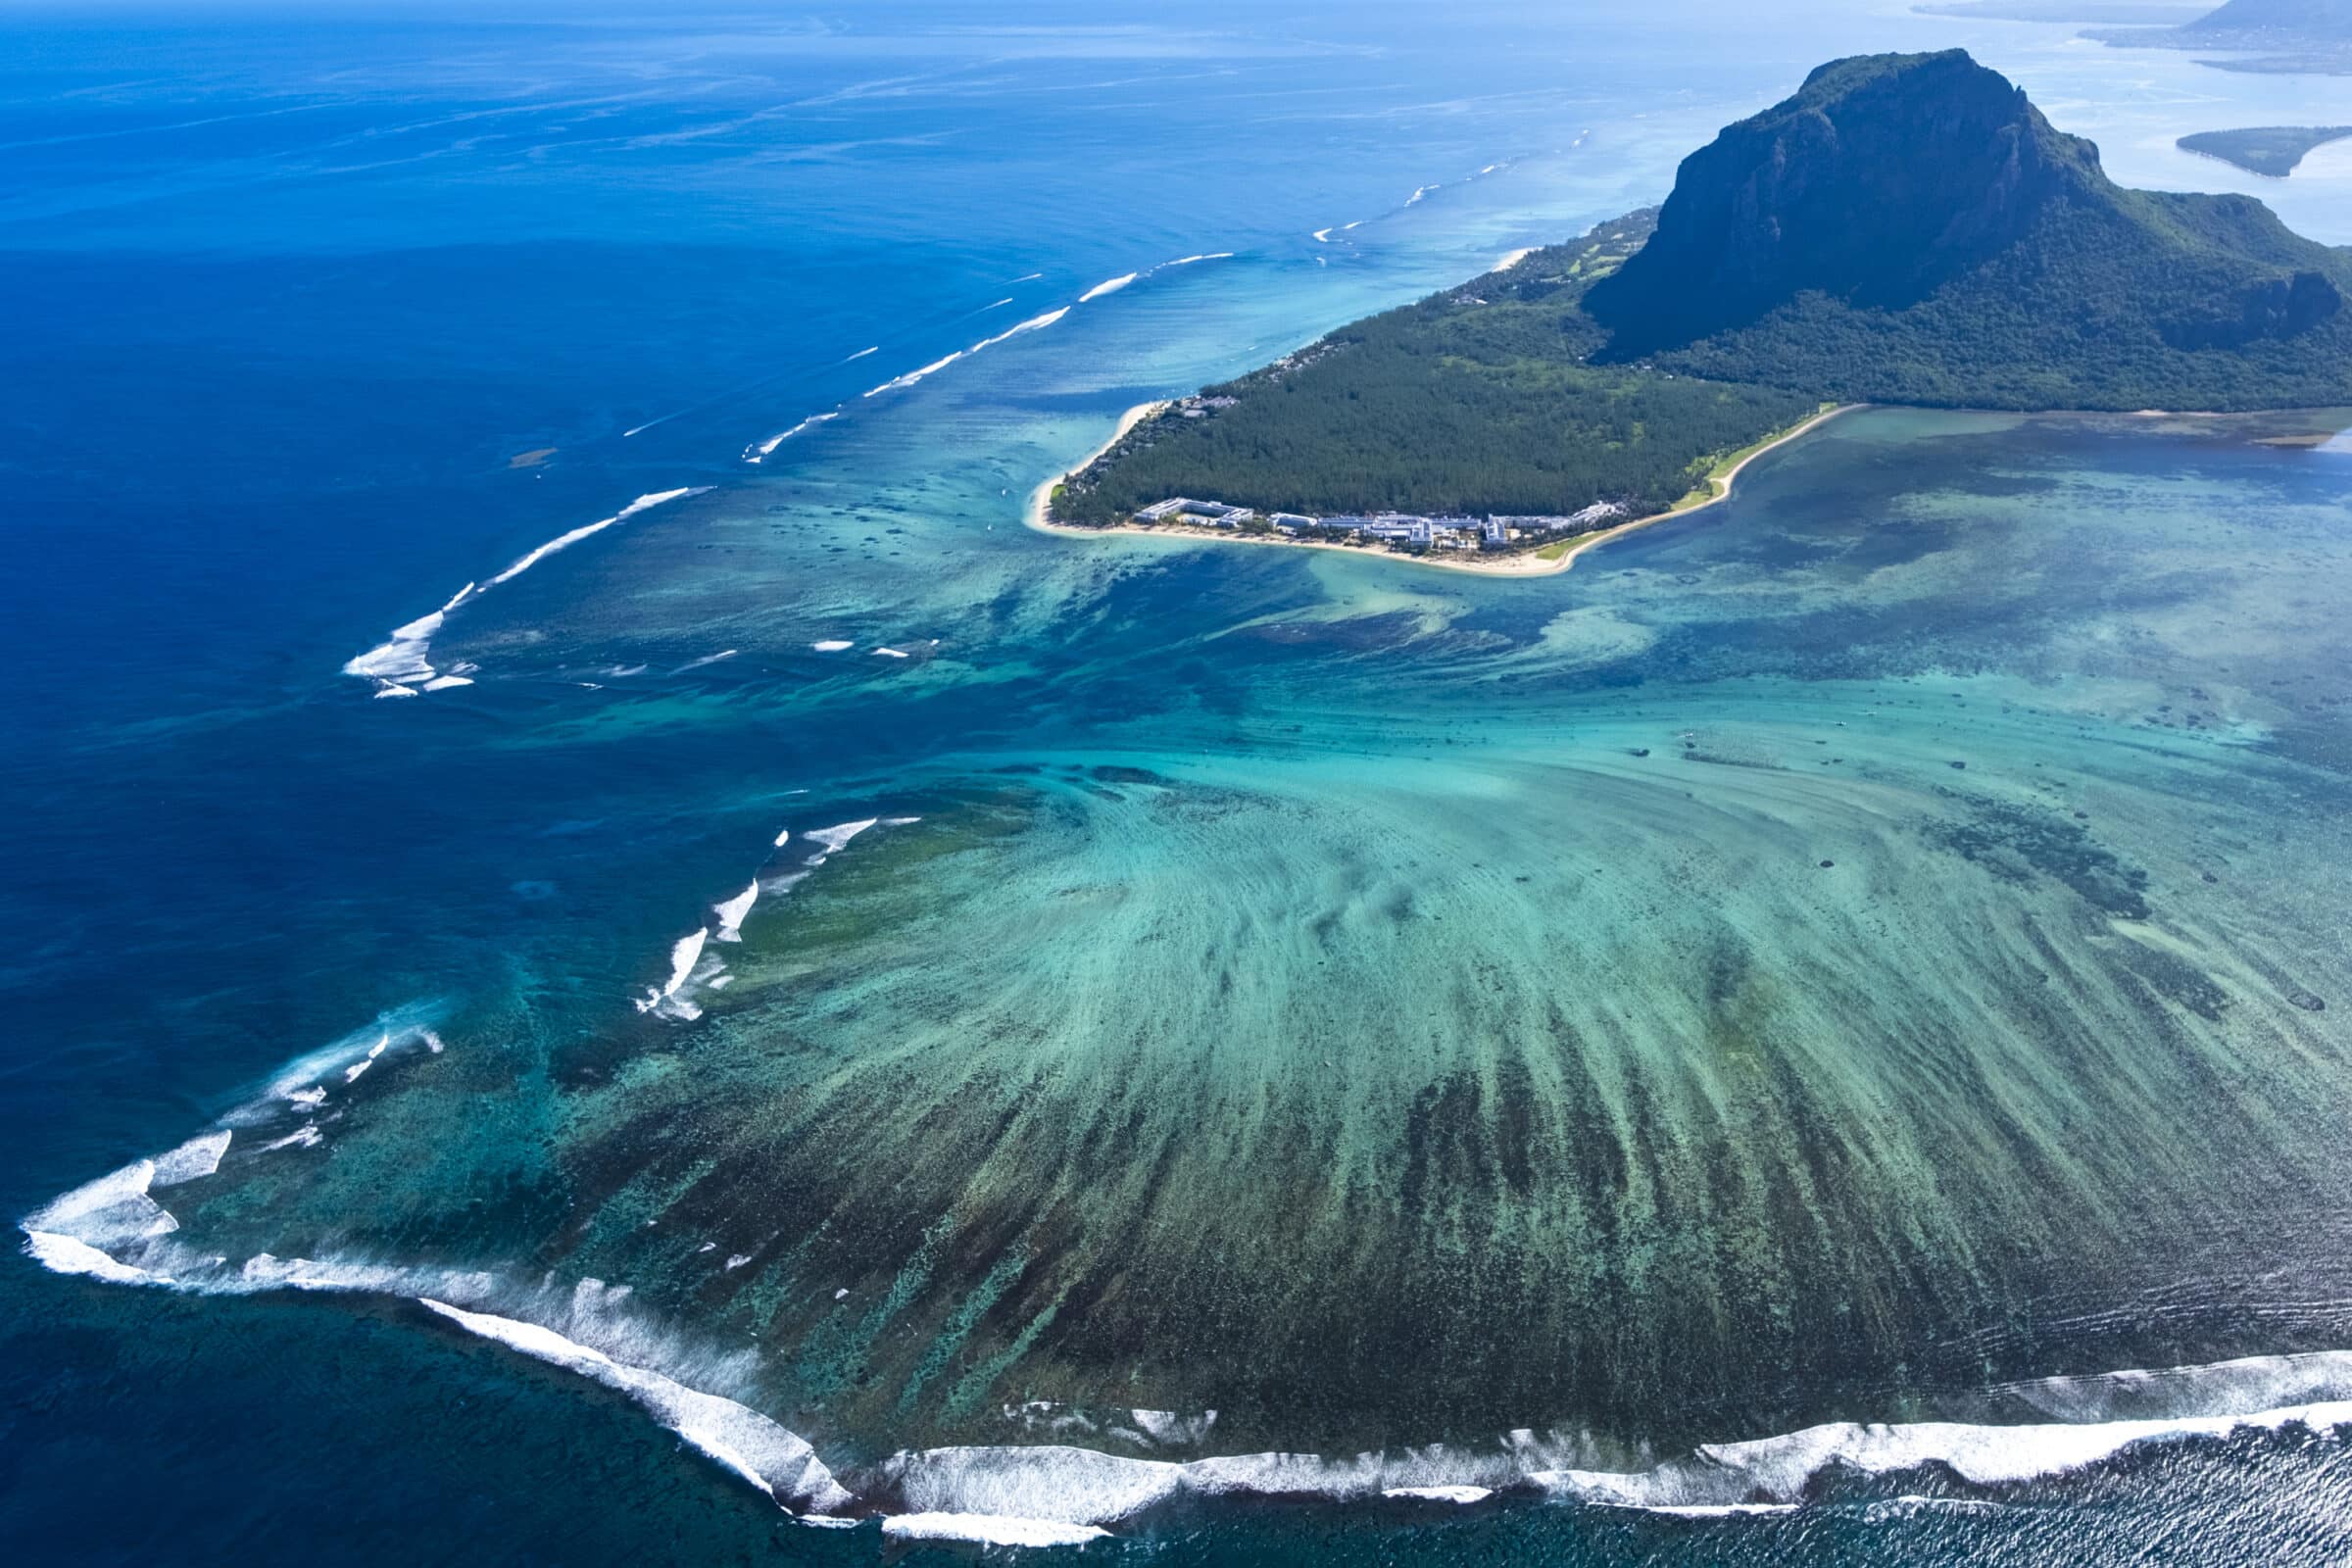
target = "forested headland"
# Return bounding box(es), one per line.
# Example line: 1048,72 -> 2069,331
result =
1053,50 -> 2352,547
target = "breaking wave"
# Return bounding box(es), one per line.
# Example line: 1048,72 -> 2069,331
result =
1077,271 -> 1138,302
635,927 -> 710,1016
420,1298 -> 853,1514
882,1514 -> 1107,1547
487,488 -> 695,588
863,349 -> 964,398
24,1090 -> 2352,1544
746,411 -> 839,463
969,306 -> 1069,353
711,880 -> 759,942
342,491 -> 702,696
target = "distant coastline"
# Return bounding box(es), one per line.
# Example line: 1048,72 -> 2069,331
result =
1026,402 -> 1859,578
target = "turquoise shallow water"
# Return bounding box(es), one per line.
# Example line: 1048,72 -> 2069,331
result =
37,406 -> 2352,1527
8,3 -> 2352,1559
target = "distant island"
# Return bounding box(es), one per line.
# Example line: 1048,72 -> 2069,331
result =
1914,2 -> 2204,21
2089,0 -> 2352,74
2178,124 -> 2352,173
1043,49 -> 2352,572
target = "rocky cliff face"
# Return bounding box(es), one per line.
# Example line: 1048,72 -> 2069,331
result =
2163,269 -> 2344,349
1585,51 -> 2101,353
1585,48 -> 2348,370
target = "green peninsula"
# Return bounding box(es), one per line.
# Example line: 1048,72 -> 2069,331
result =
2178,124 -> 2352,175
1050,50 -> 2352,561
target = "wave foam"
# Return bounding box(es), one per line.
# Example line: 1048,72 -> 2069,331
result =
488,488 -> 695,588
747,411 -> 839,463
868,1380 -> 2352,1529
712,881 -> 759,942
881,1514 -> 1108,1547
153,1131 -> 230,1185
1078,271 -> 1138,302
23,1158 -> 169,1251
420,1298 -> 853,1514
864,350 -> 964,398
637,927 -> 710,1015
24,1230 -> 162,1284
232,1011 -> 445,1122
970,306 -> 1069,353
1385,1485 -> 1491,1504
810,639 -> 853,652
23,1120 -> 2352,1547
803,819 -> 878,862
345,492 -> 698,694
344,606 -> 445,686
1164,252 -> 1234,267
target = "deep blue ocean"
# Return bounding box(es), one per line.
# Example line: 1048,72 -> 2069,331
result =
7,3 -> 2352,1562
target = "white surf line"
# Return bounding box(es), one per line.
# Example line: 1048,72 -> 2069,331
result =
967,306 -> 1068,353
800,817 -> 881,865
342,579 -> 474,688
1008,271 -> 1043,282
1077,270 -> 1139,302
634,927 -> 709,1015
487,487 -> 695,587
22,1101 -> 2352,1544
343,490 -> 704,698
863,349 -> 964,398
842,344 -> 879,362
417,1299 -> 855,1515
1385,1485 -> 1492,1504
675,649 -> 737,673
746,411 -> 839,463
881,1515 -> 1107,1547
1489,246 -> 1538,274
711,880 -> 759,942
861,302 -> 1079,402
1312,226 -> 1333,242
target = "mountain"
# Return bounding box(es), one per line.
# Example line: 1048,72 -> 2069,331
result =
1584,53 -> 2097,353
1584,50 -> 2352,407
1053,51 -> 2352,539
2088,0 -> 2352,71
2178,0 -> 2352,37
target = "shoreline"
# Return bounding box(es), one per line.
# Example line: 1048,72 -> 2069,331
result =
1025,402 -> 1862,578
